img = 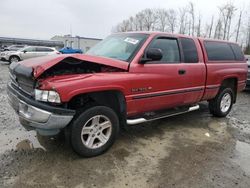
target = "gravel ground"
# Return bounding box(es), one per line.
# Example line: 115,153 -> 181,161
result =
0,61 -> 250,188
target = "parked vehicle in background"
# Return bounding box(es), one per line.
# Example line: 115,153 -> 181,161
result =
1,45 -> 27,61
3,45 -> 27,51
7,32 -> 248,157
1,46 -> 60,64
0,45 -> 7,52
59,47 -> 83,54
245,55 -> 250,90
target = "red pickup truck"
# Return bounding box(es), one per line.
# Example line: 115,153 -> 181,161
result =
7,32 -> 248,157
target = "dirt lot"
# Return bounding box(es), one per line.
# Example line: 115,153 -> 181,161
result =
0,61 -> 250,188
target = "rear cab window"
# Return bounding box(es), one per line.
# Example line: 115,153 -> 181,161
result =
204,41 -> 244,61
230,43 -> 245,61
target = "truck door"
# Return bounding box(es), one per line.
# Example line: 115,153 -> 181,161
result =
178,37 -> 206,104
129,36 -> 206,114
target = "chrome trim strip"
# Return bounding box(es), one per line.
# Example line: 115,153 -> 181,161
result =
127,105 -> 199,125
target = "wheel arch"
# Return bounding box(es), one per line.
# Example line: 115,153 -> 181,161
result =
9,55 -> 20,61
220,77 -> 238,103
67,90 -> 127,126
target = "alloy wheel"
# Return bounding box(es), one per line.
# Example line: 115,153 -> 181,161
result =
81,115 -> 112,149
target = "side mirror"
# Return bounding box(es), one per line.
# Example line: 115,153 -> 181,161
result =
140,48 -> 163,64
23,50 -> 27,53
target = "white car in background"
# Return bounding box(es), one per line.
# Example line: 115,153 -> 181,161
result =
1,46 -> 60,64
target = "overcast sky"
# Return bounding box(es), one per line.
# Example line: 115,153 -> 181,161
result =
0,0 -> 249,40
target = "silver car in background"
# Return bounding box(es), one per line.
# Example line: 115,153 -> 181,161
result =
1,46 -> 60,64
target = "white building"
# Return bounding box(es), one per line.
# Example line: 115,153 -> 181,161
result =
51,35 -> 102,52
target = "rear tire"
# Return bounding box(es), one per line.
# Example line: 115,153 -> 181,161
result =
9,56 -> 20,64
70,106 -> 119,157
209,88 -> 234,117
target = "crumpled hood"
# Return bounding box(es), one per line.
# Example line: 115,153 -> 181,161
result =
18,54 -> 129,78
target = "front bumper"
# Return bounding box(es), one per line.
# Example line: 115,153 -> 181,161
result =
0,53 -> 9,61
7,83 -> 75,135
0,56 -> 8,61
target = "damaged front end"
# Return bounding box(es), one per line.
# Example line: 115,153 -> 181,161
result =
7,61 -> 75,135
39,57 -> 125,78
7,54 -> 127,135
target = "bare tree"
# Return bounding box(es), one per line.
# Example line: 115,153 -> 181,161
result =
188,2 -> 195,36
135,12 -> 144,31
203,24 -> 210,38
188,19 -> 191,35
248,18 -> 250,46
196,14 -> 202,37
113,1 -> 248,50
166,9 -> 177,33
155,8 -> 177,33
178,7 -> 188,34
141,9 -> 157,31
114,20 -> 128,32
128,16 -> 135,31
246,17 -> 250,54
208,16 -> 214,38
219,3 -> 236,40
214,19 -> 223,39
235,10 -> 242,42
155,9 -> 168,32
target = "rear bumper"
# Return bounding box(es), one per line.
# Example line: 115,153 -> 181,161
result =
7,83 -> 75,135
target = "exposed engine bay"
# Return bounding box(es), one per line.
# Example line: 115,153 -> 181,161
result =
40,57 -> 125,78
9,57 -> 126,95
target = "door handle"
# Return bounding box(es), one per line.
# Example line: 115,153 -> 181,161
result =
178,69 -> 186,75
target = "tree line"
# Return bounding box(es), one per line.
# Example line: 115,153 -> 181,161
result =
113,1 -> 250,54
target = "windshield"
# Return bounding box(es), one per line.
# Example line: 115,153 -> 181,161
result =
86,33 -> 148,62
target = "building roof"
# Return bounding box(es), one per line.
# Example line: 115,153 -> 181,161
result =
77,36 -> 102,41
0,36 -> 64,46
52,35 -> 102,41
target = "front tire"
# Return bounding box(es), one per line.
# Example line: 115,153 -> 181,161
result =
209,88 -> 234,117
71,106 -> 119,157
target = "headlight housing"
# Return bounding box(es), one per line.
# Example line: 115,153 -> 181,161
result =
1,52 -> 8,56
35,89 -> 61,103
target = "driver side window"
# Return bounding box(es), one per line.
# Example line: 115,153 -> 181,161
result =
148,38 -> 180,63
